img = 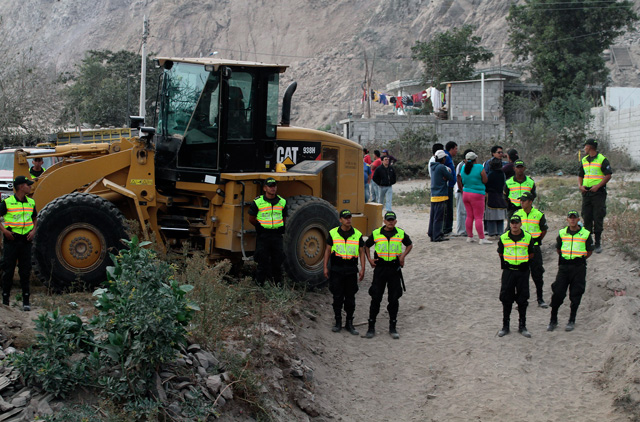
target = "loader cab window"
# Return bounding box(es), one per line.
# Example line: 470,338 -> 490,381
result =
266,73 -> 279,138
226,72 -> 254,141
160,62 -> 221,170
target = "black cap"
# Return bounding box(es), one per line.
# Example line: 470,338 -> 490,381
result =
384,211 -> 397,221
264,178 -> 277,187
584,139 -> 598,148
519,191 -> 534,202
510,215 -> 522,223
13,175 -> 34,188
339,209 -> 352,219
514,159 -> 525,167
567,210 -> 580,218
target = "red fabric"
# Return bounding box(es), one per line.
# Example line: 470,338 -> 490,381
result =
364,155 -> 372,165
370,158 -> 382,180
396,97 -> 403,109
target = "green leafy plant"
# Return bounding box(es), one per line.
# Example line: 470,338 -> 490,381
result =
91,236 -> 199,400
10,309 -> 95,398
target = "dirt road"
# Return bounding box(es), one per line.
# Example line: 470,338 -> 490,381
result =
298,182 -> 640,422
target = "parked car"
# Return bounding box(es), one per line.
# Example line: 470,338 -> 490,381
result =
0,148 -> 57,200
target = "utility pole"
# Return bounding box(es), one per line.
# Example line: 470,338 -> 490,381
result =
139,15 -> 149,123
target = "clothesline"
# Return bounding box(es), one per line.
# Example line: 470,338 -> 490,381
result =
362,86 -> 447,112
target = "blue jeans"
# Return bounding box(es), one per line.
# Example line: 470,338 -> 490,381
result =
379,185 -> 393,211
371,181 -> 379,203
365,182 -> 370,203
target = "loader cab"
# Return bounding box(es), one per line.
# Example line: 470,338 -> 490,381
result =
154,58 -> 285,183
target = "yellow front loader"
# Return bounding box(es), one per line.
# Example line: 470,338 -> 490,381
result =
15,57 -> 381,291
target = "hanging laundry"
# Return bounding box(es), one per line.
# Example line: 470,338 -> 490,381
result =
379,94 -> 388,105
431,87 -> 442,112
390,96 -> 396,104
396,96 -> 404,108
412,93 -> 421,104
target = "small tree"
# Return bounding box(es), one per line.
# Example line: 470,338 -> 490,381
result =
411,25 -> 493,86
61,50 -> 162,127
507,0 -> 638,103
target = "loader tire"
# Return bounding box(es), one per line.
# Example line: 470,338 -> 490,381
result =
283,195 -> 339,289
33,193 -> 129,292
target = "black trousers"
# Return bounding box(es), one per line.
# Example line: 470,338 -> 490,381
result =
329,270 -> 359,320
582,191 -> 607,240
254,232 -> 284,285
550,264 -> 587,323
500,267 -> 530,327
428,201 -> 446,241
444,186 -> 454,233
530,244 -> 545,301
1,235 -> 32,304
368,265 -> 403,321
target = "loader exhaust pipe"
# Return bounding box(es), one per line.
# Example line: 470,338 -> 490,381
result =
280,82 -> 297,127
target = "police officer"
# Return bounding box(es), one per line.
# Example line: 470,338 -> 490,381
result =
547,210 -> 594,332
497,215 -> 535,338
514,191 -> 549,308
1,176 -> 37,310
579,139 -> 612,254
504,160 -> 536,219
248,177 -> 287,286
29,157 -> 46,179
364,211 -> 413,339
323,209 -> 366,335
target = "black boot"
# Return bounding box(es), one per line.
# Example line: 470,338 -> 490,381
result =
498,323 -> 510,337
518,315 -> 531,338
332,317 -> 342,333
344,318 -> 359,336
365,319 -> 376,338
2,293 -> 9,306
389,320 -> 399,339
22,293 -> 30,312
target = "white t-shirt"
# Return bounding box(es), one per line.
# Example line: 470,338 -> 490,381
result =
454,161 -> 465,194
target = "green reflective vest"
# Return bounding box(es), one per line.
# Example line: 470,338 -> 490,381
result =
254,195 -> 286,229
514,207 -> 544,243
506,176 -> 535,206
581,153 -> 606,188
559,226 -> 590,260
372,227 -> 405,261
4,195 -> 36,235
500,230 -> 532,266
330,227 -> 362,260
29,166 -> 46,179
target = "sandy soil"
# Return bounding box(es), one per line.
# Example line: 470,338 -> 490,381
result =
297,180 -> 640,422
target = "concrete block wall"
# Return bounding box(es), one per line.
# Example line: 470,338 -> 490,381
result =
599,105 -> 640,161
449,80 -> 504,121
347,116 -> 505,147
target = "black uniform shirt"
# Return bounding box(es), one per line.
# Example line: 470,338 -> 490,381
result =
326,227 -> 365,269
555,226 -> 594,265
365,227 -> 412,263
248,195 -> 288,234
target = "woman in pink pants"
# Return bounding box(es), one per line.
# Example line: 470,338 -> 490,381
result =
458,151 -> 492,244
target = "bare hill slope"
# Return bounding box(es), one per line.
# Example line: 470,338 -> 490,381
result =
1,0 -> 639,129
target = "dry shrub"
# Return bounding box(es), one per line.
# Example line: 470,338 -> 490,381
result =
608,209 -> 640,260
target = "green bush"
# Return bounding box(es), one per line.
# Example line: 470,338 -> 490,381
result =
531,156 -> 557,174
385,126 -> 438,163
10,310 -> 95,398
11,236 -> 198,414
394,161 -> 429,181
92,237 -> 199,400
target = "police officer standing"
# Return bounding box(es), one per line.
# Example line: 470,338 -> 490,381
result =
514,191 -> 549,308
547,210 -> 594,332
323,209 -> 366,335
579,139 -> 612,254
497,215 -> 535,338
504,160 -> 536,219
248,178 -> 287,286
364,211 -> 413,339
1,176 -> 37,310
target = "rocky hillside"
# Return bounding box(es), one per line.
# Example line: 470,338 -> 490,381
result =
1,0 -> 639,129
